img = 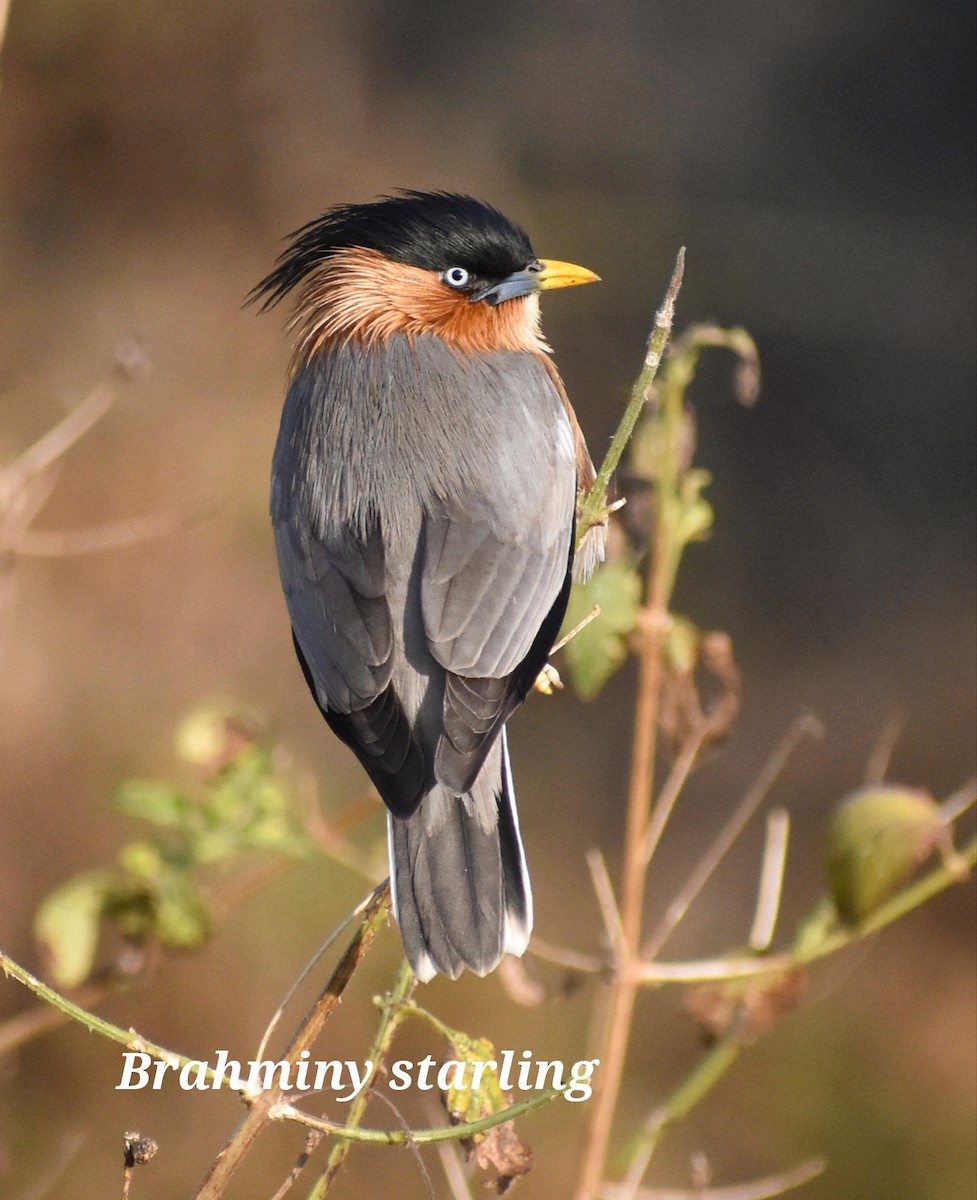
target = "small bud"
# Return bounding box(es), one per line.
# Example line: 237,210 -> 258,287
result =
533,663 -> 562,696
175,705 -> 257,770
124,1131 -> 158,1167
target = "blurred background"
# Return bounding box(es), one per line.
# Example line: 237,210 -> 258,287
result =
0,1 -> 974,1197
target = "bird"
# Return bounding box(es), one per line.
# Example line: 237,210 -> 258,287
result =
253,190 -> 604,981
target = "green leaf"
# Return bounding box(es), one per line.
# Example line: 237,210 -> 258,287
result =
104,883 -> 157,943
188,829 -> 238,864
153,872 -> 210,948
563,560 -> 642,700
112,780 -> 191,828
34,870 -> 115,988
676,469 -> 714,544
118,839 -> 168,881
791,897 -> 837,956
190,745 -> 307,860
826,787 -> 945,923
676,498 -> 714,545
442,1033 -> 508,1127
629,418 -> 668,483
664,615 -> 700,674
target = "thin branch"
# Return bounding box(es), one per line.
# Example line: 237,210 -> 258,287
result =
748,809 -> 790,953
497,954 -> 548,1006
357,1089 -> 438,1200
587,848 -> 627,962
275,1084 -> 563,1146
640,729 -> 708,867
436,1137 -> 476,1200
10,510 -> 197,557
0,384 -> 117,506
642,715 -> 821,961
0,951 -> 213,1078
537,605 -> 604,693
283,884 -> 391,1064
192,886 -> 391,1200
552,604 -> 602,654
121,1133 -> 158,1200
0,467 -> 60,539
602,1158 -> 825,1200
630,834 -> 977,985
614,1039 -> 743,1200
864,715 -> 905,785
254,888 -> 376,1063
267,1130 -> 324,1200
940,778 -> 977,825
529,936 -> 605,974
577,248 -> 686,543
0,979 -> 110,1059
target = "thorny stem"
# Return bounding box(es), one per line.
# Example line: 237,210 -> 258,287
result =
0,978 -> 114,1059
574,250 -> 687,1200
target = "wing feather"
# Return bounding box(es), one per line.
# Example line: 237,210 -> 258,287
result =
276,519 -> 392,710
417,352 -> 577,792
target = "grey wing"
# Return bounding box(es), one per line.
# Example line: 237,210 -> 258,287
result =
420,386 -> 577,793
274,514 -> 427,815
274,515 -> 392,712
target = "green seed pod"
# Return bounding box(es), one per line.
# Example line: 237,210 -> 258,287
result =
826,787 -> 945,923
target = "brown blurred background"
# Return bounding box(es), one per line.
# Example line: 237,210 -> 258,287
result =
0,2 -> 974,1198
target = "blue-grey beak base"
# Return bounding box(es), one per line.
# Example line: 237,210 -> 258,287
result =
470,269 -> 540,307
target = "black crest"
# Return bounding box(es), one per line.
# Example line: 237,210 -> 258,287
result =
250,191 -> 536,309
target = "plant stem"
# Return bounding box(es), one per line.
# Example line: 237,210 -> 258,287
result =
574,253 -> 686,1200
577,249 -> 685,547
0,951 -> 213,1077
279,1083 -> 563,1145
616,1039 -> 743,1199
311,957 -> 415,1196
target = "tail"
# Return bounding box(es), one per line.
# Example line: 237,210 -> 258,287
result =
387,729 -> 533,982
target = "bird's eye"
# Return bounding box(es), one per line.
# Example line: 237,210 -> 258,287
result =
441,267 -> 472,290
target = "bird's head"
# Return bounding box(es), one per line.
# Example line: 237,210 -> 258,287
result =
251,191 -> 599,359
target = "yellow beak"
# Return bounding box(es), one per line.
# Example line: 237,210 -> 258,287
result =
534,258 -> 601,291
